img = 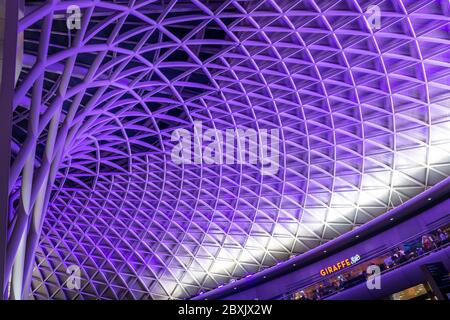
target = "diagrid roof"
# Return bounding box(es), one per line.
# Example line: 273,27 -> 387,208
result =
8,0 -> 450,299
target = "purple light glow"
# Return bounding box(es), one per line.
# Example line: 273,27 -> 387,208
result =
5,0 -> 450,300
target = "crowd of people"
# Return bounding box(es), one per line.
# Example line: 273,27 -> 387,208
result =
288,224 -> 449,300
384,228 -> 449,268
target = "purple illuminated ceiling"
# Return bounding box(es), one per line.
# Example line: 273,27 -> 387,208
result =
7,0 -> 450,299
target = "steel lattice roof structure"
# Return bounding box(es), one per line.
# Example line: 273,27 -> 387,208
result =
4,0 -> 450,300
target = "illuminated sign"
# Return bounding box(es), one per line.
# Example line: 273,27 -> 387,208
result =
320,254 -> 361,277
